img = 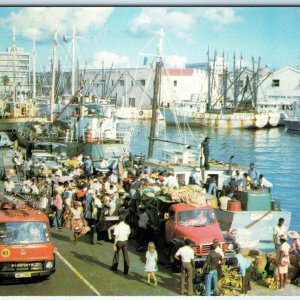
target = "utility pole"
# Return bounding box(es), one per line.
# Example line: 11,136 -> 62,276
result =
32,40 -> 36,100
147,29 -> 164,160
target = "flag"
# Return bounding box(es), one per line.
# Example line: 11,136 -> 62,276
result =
143,57 -> 148,66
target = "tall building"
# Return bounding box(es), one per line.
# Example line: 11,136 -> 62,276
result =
0,47 -> 30,98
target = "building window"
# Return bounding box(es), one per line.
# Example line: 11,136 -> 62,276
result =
131,81 -> 134,87
128,97 -> 135,107
111,80 -> 114,86
272,79 -> 280,87
120,80 -> 124,86
173,80 -> 177,87
140,80 -> 145,87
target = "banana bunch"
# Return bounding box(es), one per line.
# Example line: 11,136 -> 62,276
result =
252,267 -> 268,281
194,282 -> 205,295
221,266 -> 242,289
264,277 -> 278,290
292,277 -> 300,287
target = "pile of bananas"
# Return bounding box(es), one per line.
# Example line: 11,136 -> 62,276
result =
194,282 -> 205,295
252,267 -> 268,281
264,277 -> 278,289
221,265 -> 242,289
292,277 -> 300,287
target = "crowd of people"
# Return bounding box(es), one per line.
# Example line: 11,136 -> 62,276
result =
1,146 -> 295,295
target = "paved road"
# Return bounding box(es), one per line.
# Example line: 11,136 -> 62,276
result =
0,228 -> 180,296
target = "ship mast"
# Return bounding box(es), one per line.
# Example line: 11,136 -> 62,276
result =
50,31 -> 58,124
147,29 -> 164,160
12,24 -> 17,109
72,26 -> 76,96
207,48 -> 211,112
32,40 -> 36,100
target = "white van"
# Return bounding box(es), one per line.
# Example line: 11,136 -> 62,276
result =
0,132 -> 13,147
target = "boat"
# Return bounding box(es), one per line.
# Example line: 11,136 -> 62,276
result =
142,29 -> 291,252
162,55 -> 272,129
284,101 -> 300,131
116,106 -> 163,120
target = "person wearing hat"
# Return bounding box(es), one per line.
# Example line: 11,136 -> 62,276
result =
275,234 -> 290,290
288,231 -> 300,255
273,218 -> 287,250
192,167 -> 203,186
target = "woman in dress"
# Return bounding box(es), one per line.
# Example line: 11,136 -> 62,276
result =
145,242 -> 158,287
275,234 -> 290,290
70,201 -> 90,244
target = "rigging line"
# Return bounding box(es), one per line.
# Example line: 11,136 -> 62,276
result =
211,67 -> 247,110
121,66 -> 155,157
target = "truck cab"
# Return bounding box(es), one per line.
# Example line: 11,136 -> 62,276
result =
165,203 -> 234,263
0,202 -> 56,280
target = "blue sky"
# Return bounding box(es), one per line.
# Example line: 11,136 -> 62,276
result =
0,7 -> 299,71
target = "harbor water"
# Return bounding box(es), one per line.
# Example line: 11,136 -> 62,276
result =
119,120 -> 300,233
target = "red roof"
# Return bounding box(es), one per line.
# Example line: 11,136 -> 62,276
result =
163,69 -> 193,76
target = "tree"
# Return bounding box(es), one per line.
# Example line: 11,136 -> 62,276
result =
1,75 -> 9,97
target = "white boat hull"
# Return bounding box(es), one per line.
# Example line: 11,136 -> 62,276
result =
162,108 -> 269,129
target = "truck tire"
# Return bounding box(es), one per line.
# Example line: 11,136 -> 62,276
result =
170,246 -> 181,273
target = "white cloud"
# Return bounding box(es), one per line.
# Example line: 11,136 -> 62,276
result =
90,51 -> 130,68
129,8 -> 241,38
129,8 -> 196,39
3,7 -> 113,40
164,55 -> 188,68
195,8 -> 242,30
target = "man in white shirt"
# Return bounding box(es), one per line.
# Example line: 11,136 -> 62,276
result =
4,177 -> 15,194
111,215 -> 131,275
192,167 -> 203,186
273,218 -> 287,250
259,174 -> 273,193
163,172 -> 179,188
175,239 -> 195,296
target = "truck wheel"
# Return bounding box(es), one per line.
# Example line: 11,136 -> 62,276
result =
170,246 -> 181,273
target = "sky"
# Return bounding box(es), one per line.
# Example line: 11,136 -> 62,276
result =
0,7 -> 299,71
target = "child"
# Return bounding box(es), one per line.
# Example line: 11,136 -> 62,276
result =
145,242 -> 158,287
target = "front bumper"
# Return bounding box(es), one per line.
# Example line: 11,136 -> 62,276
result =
0,268 -> 55,279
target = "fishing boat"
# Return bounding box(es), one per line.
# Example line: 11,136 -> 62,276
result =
162,55 -> 271,129
142,29 -> 291,252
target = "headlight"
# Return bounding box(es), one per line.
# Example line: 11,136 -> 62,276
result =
227,243 -> 234,250
45,261 -> 54,269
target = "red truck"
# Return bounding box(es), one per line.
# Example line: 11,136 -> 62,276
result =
0,201 -> 56,280
144,198 -> 235,270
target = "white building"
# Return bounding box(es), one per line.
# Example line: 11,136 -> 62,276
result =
83,67 -> 218,110
257,66 -> 300,113
0,47 -> 31,98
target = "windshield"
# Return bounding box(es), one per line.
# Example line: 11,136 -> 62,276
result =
0,222 -> 49,245
178,209 -> 216,226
